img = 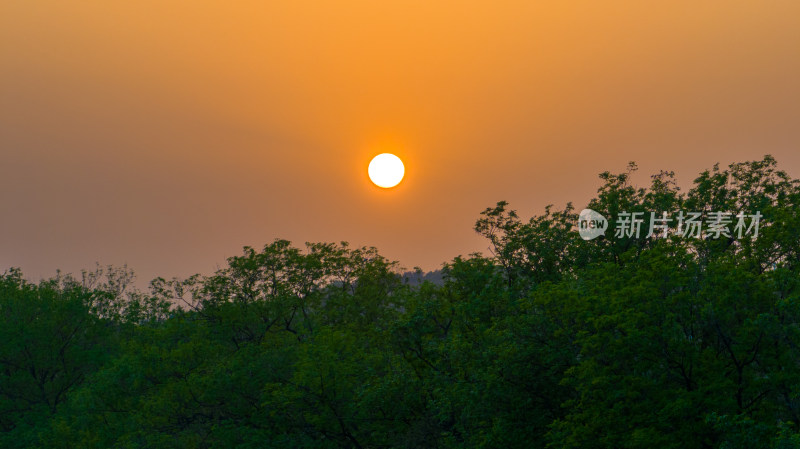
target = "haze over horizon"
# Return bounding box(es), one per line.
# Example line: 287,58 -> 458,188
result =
2,1 -> 799,284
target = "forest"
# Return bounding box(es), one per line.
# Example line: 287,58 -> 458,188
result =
2,155 -> 800,448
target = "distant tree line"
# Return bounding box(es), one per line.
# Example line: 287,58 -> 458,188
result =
2,155 -> 800,448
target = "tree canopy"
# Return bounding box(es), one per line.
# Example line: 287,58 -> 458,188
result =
2,155 -> 800,448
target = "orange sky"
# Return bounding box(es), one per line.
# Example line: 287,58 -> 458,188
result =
2,1 -> 799,283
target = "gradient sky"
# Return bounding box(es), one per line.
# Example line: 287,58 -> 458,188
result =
2,1 -> 799,284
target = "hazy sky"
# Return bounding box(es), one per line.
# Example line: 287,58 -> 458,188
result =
2,1 -> 799,284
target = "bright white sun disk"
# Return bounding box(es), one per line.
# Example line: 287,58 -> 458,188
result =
368,153 -> 405,188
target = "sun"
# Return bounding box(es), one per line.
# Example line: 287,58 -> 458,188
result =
368,153 -> 405,188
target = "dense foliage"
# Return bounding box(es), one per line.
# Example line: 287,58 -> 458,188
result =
2,156 -> 800,448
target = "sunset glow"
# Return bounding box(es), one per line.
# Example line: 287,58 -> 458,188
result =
3,2 -> 800,446
1,1 -> 799,282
